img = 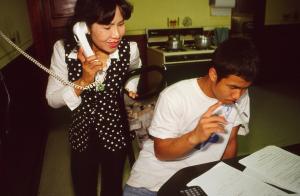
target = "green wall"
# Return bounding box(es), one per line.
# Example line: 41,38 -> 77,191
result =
0,0 -> 32,69
0,0 -> 231,68
126,0 -> 231,35
3,0 -> 300,68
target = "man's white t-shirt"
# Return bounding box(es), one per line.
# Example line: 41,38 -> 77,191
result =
126,78 -> 250,191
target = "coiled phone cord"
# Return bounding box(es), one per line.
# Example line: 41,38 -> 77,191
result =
0,30 -> 101,91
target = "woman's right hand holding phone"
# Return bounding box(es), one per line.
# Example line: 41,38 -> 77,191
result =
74,47 -> 104,95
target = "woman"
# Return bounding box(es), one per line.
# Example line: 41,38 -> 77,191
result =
46,0 -> 141,195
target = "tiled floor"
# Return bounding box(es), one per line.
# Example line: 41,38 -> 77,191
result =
37,124 -> 74,196
37,81 -> 300,196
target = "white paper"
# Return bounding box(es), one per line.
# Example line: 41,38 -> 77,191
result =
213,0 -> 235,7
243,167 -> 272,183
210,0 -> 235,16
210,7 -> 232,16
187,162 -> 287,196
239,145 -> 300,193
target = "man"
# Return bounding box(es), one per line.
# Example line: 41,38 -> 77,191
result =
123,37 -> 259,196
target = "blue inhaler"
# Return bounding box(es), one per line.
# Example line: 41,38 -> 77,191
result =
194,105 -> 231,150
194,133 -> 219,150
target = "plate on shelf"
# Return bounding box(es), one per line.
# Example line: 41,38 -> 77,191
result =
182,16 -> 192,27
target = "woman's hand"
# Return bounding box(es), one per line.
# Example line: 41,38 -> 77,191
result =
127,91 -> 138,99
74,48 -> 104,95
77,47 -> 104,84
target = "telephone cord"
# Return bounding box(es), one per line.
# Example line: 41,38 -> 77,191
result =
0,30 -> 100,91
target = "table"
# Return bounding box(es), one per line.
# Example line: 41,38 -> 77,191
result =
157,143 -> 300,196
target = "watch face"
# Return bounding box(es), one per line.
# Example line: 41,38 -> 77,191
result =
182,16 -> 192,27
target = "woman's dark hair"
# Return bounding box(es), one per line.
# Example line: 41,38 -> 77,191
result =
64,0 -> 133,45
211,37 -> 259,82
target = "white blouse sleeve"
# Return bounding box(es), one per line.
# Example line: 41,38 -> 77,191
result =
45,40 -> 82,110
125,42 -> 142,92
129,42 -> 142,70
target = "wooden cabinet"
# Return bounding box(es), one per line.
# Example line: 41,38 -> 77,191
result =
233,0 -> 256,14
27,0 -> 77,64
43,0 -> 77,42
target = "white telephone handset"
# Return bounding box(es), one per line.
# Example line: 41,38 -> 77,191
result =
73,22 -> 95,57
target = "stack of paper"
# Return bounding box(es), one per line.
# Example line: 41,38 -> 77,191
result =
187,162 -> 288,195
239,145 -> 300,194
187,145 -> 300,195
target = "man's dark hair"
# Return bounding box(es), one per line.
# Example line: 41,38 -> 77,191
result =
65,0 -> 133,45
212,37 -> 259,82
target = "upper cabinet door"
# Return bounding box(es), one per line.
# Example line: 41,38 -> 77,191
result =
27,0 -> 77,64
46,0 -> 77,27
44,0 -> 77,41
49,0 -> 76,17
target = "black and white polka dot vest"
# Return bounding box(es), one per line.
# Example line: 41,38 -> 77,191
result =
65,39 -> 132,152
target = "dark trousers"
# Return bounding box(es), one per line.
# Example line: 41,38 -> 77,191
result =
71,142 -> 127,196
